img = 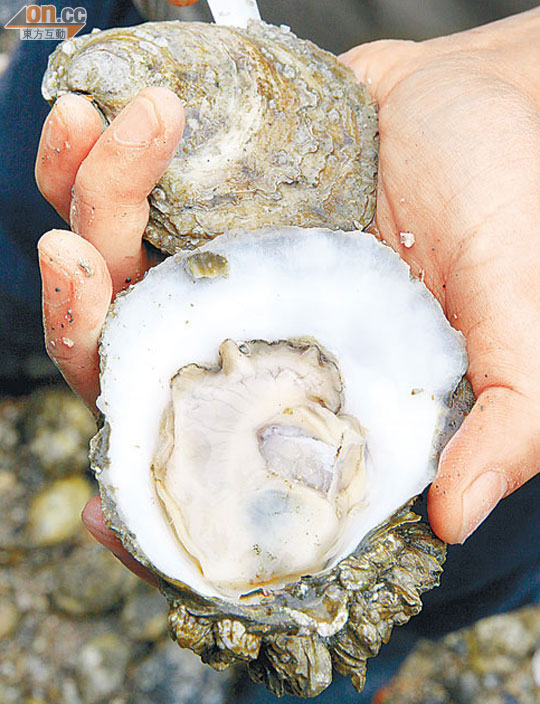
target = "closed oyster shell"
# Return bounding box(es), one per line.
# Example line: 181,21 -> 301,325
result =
42,20 -> 378,253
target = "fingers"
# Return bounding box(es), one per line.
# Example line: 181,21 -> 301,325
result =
71,87 -> 184,293
35,94 -> 103,221
428,386 -> 540,544
341,35 -> 540,544
38,229 -> 112,408
82,496 -> 159,589
36,88 -> 184,294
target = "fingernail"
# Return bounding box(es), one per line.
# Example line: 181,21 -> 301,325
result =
81,503 -> 100,532
459,471 -> 507,543
43,105 -> 68,153
38,247 -> 72,309
113,95 -> 160,146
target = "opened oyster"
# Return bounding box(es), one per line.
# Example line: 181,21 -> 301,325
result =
90,227 -> 468,696
42,20 -> 378,253
44,19 -> 469,698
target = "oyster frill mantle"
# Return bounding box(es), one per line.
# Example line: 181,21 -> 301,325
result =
42,20 -> 378,253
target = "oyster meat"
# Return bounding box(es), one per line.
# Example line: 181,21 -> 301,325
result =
42,20 -> 378,253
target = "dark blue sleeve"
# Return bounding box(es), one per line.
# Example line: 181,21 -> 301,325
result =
0,0 -> 143,310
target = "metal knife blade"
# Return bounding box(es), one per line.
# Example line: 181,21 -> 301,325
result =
206,0 -> 261,27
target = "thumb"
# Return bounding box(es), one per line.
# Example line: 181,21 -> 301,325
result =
339,39 -> 423,103
428,385 -> 540,544
82,496 -> 159,588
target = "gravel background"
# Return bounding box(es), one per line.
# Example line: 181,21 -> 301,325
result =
1,384 -> 538,704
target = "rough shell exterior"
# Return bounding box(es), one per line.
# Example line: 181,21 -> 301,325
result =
164,503 -> 446,698
42,20 -> 378,253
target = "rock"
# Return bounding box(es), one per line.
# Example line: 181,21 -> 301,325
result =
0,683 -> 22,704
532,648 -> 540,688
52,540 -> 138,616
0,471 -> 16,493
130,640 -> 234,704
27,476 -> 93,546
120,583 -> 168,642
473,654 -> 517,677
376,606 -> 540,704
0,399 -> 21,461
0,596 -> 20,638
76,633 -> 130,704
23,388 -> 96,478
474,614 -> 536,659
454,671 -> 481,702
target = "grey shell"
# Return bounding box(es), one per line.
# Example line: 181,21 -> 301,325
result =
42,20 -> 378,254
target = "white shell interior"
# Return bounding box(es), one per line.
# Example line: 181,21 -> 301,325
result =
97,228 -> 467,600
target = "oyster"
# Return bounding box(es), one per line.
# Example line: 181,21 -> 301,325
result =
42,20 -> 378,253
91,227 -> 469,697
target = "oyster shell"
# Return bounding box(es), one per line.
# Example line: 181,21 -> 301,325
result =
90,227 -> 470,697
42,20 -> 378,253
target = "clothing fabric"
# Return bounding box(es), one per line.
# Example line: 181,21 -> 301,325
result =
0,2 -> 538,699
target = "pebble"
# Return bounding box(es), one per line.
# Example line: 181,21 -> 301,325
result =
52,540 -> 138,616
120,583 -> 168,642
0,596 -> 20,638
0,470 -> 16,492
77,633 -> 131,704
454,671 -> 480,701
532,648 -> 540,688
130,640 -> 233,704
24,388 -> 96,477
27,476 -> 93,546
474,616 -> 535,658
377,605 -> 540,704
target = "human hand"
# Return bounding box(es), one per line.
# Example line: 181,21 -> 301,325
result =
36,9 -> 540,588
340,8 -> 540,543
36,87 -> 185,584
